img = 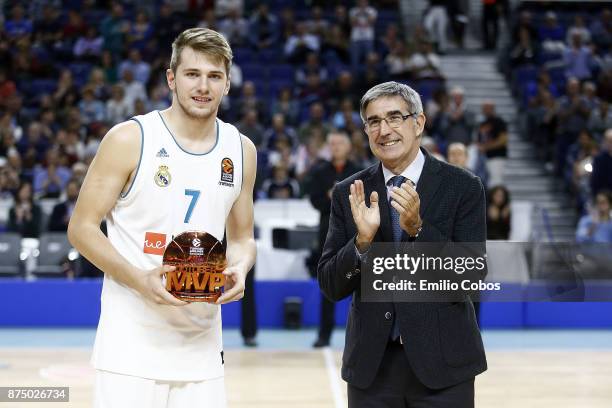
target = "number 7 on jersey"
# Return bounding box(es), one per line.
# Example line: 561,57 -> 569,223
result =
184,189 -> 201,223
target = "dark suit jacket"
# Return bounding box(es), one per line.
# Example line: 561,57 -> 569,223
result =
317,148 -> 487,390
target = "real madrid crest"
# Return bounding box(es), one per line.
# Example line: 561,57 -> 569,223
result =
154,165 -> 172,187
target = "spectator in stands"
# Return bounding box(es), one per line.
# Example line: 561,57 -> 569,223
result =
249,3 -> 280,51
576,190 -> 612,243
566,14 -> 591,46
567,128 -> 597,184
333,5 -> 352,38
295,128 -> 326,180
486,185 -> 510,240
196,9 -> 217,31
52,69 -> 79,109
56,128 -> 84,166
271,87 -> 300,126
423,0 -> 449,53
308,6 -> 330,41
261,163 -> 300,199
588,101 -> 612,141
62,10 -> 87,43
298,102 -> 331,144
17,121 -> 50,165
48,178 -> 80,232
278,7 -> 296,43
214,0 -> 245,18
0,69 -> 17,101
591,129 -> 612,196
78,86 -> 105,125
5,4 -> 33,39
511,10 -> 538,44
379,23 -> 401,58
100,50 -> 119,84
322,24 -> 350,64
408,40 -> 444,80
582,81 -> 600,111
477,101 -> 507,187
349,129 -> 373,167
235,81 -> 266,122
284,22 -> 320,64
305,131 -> 360,348
296,53 -> 328,86
8,181 -> 42,238
237,109 -> 265,147
119,49 -> 151,85
385,41 -> 412,80
564,33 -> 595,81
349,0 -> 377,72
100,3 -> 129,56
555,77 -> 589,168
297,72 -> 329,105
155,3 -> 182,48
87,68 -> 111,102
219,8 -> 248,46
359,51 -> 387,95
129,10 -> 153,51
444,86 -> 476,146
330,71 -> 359,110
539,11 -> 565,53
448,142 -> 488,186
589,9 -> 611,53
332,98 -> 361,133
34,4 -> 61,49
481,0 -> 502,50
73,27 -> 104,61
510,27 -> 538,68
106,84 -> 132,124
33,148 -> 72,199
119,69 -> 147,113
262,113 -> 297,150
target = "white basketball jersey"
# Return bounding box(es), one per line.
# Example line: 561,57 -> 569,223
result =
92,110 -> 243,381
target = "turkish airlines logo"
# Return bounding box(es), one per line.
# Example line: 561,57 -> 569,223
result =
143,232 -> 166,255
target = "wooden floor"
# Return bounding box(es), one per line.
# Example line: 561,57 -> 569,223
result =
1,348 -> 611,407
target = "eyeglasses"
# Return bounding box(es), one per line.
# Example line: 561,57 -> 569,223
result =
365,112 -> 418,132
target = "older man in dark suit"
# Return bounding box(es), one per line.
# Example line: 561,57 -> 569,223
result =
318,81 -> 487,407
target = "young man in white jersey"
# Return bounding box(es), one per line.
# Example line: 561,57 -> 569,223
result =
68,28 -> 256,408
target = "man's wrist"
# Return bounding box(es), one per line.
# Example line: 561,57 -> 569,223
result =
407,219 -> 423,237
355,233 -> 373,253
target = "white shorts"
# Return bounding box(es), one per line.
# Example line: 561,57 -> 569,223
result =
93,370 -> 226,408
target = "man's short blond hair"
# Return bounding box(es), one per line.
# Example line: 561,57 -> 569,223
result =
170,28 -> 233,74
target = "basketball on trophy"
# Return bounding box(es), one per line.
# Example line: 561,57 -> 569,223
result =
162,231 -> 227,302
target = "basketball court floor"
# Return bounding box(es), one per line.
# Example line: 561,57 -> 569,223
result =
0,329 -> 611,407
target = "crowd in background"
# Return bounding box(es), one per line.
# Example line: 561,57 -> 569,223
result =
498,6 -> 611,242
0,1 -> 610,245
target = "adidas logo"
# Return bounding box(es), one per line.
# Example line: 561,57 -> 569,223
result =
156,148 -> 169,158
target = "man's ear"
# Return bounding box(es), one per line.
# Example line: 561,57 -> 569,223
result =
166,68 -> 175,91
224,75 -> 231,96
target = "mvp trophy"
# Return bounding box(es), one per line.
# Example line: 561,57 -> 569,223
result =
163,231 -> 227,302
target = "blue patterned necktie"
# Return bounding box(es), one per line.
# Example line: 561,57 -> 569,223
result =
389,175 -> 406,341
389,176 -> 406,242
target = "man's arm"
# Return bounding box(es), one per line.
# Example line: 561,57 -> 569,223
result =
67,120 -> 185,306
317,184 -> 362,301
216,135 -> 257,304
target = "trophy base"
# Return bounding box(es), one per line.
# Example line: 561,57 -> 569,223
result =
172,291 -> 222,303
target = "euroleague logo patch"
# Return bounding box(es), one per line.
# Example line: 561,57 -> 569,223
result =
219,157 -> 234,187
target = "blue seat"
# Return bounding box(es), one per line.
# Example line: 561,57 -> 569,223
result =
241,64 -> 266,80
234,47 -> 253,64
269,65 -> 294,81
28,79 -> 57,96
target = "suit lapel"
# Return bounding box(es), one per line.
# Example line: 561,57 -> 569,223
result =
416,148 -> 442,220
364,162 -> 393,243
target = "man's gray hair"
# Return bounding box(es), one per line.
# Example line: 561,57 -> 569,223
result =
359,81 -> 423,121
